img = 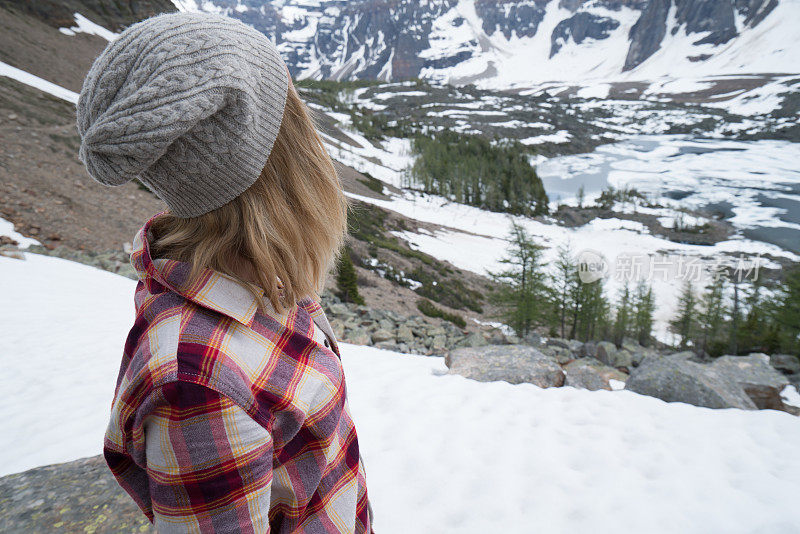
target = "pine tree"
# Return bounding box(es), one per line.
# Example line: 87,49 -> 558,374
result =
336,246 -> 365,305
698,271 -> 727,358
612,283 -> 632,346
632,280 -> 656,346
489,221 -> 551,336
773,266 -> 800,354
670,280 -> 697,350
552,243 -> 579,339
574,275 -> 609,342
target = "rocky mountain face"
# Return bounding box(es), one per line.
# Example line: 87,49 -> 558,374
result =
178,0 -> 785,86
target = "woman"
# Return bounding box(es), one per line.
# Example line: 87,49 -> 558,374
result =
76,11 -> 371,533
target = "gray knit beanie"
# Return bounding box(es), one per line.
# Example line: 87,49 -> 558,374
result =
76,11 -> 289,218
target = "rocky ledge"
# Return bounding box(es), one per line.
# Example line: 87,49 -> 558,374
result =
0,456 -> 152,533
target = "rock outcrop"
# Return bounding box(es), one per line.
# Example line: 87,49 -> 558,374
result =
446,345 -> 565,387
625,354 -> 757,410
564,358 -> 627,391
0,455 -> 152,532
712,354 -> 790,410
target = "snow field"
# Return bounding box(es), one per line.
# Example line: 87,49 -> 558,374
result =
2,251 -> 800,533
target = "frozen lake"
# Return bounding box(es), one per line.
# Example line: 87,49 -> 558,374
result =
537,136 -> 800,254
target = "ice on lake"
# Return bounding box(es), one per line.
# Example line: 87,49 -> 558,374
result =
537,136 -> 800,254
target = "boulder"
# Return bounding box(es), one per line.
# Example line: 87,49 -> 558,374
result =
630,348 -> 657,367
542,345 -> 574,365
790,374 -> 800,390
446,345 -> 565,388
621,338 -> 642,354
770,354 -> 800,375
329,318 -> 346,340
345,327 -> 371,346
457,332 -> 488,348
596,342 -> 632,369
431,334 -> 447,351
328,303 -> 351,317
427,326 -> 447,337
523,332 -> 542,347
595,341 -> 616,365
0,455 -> 154,533
625,354 -> 757,410
396,325 -> 415,344
712,354 -> 790,410
564,358 -> 627,391
580,341 -> 598,358
371,329 -> 395,343
546,338 -> 571,350
378,319 -> 395,331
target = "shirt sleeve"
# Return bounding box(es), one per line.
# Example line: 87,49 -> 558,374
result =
142,381 -> 274,533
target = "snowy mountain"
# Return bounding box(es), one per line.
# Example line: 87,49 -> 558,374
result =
172,0 -> 800,88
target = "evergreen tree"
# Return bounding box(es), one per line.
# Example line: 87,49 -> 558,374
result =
489,222 -> 551,336
612,283 -> 632,346
552,243 -> 579,339
573,275 -> 609,342
410,131 -> 549,216
697,271 -> 728,357
670,280 -> 698,349
773,266 -> 800,354
632,280 -> 656,346
336,246 -> 365,305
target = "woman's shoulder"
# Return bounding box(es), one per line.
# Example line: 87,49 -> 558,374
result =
124,289 -> 345,428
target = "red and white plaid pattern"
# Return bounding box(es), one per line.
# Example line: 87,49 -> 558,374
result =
104,213 -> 371,532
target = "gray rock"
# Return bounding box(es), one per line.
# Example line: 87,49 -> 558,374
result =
523,332 -> 542,347
431,334 -> 447,351
580,341 -> 597,358
788,374 -> 800,390
0,455 -> 154,533
378,319 -> 395,331
625,354 -> 757,410
345,327 -> 371,346
446,345 -> 565,387
595,341 -> 616,366
329,318 -> 346,340
613,349 -> 634,369
371,329 -> 395,343
328,303 -> 351,317
771,354 -> 800,375
374,341 -> 398,351
564,358 -> 627,391
546,338 -> 571,350
621,338 -> 642,354
457,332 -> 488,348
630,348 -> 657,367
596,342 -> 632,369
712,354 -> 790,410
427,326 -> 447,337
396,325 -> 415,344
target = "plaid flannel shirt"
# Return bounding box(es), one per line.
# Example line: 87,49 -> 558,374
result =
104,214 -> 372,533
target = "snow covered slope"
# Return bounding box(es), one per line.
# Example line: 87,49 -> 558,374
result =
2,237 -> 800,532
172,0 -> 800,88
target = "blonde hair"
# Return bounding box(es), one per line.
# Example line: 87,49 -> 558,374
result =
149,82 -> 348,314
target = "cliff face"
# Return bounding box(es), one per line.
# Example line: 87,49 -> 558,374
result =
181,0 -> 784,85
0,0 -> 788,86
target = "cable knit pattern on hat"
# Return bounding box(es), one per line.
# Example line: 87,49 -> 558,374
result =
76,12 -> 289,217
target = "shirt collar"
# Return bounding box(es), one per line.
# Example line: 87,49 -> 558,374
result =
131,212 -> 260,327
